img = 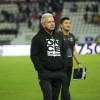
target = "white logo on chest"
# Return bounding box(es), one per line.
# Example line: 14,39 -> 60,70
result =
46,39 -> 61,57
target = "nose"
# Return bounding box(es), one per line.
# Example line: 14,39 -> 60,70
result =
52,21 -> 54,24
51,22 -> 55,26
68,24 -> 71,27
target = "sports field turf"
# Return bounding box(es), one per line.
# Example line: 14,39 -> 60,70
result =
0,54 -> 100,100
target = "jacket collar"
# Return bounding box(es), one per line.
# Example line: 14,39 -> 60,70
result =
38,24 -> 55,36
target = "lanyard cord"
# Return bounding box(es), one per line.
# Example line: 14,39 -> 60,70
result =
63,34 -> 70,45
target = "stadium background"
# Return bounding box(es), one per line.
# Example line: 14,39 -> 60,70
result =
0,0 -> 100,100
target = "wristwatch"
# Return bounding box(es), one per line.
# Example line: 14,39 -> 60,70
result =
77,62 -> 81,65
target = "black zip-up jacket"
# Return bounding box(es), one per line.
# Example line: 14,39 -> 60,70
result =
58,31 -> 75,66
30,26 -> 67,79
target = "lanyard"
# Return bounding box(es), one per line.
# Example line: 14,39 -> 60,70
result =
63,34 -> 70,45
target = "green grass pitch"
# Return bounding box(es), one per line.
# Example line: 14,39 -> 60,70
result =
0,54 -> 100,100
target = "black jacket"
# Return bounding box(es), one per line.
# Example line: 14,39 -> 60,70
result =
30,26 -> 67,79
58,31 -> 75,66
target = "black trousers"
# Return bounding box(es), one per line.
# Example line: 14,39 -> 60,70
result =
39,77 -> 62,100
61,66 -> 72,100
66,66 -> 73,89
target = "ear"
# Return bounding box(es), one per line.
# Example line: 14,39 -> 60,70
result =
60,24 -> 62,28
42,23 -> 45,28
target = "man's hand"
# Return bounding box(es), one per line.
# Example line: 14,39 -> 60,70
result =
78,64 -> 82,72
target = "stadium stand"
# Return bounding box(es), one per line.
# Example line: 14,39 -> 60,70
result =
0,0 -> 100,44
0,0 -> 63,44
59,1 -> 100,38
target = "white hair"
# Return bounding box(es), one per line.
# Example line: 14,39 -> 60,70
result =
41,13 -> 53,24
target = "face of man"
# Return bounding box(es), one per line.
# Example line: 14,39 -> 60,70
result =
42,16 -> 55,32
60,19 -> 71,32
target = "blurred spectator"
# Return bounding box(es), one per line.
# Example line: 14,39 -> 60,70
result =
18,4 -> 23,13
15,14 -> 20,29
28,18 -> 32,28
84,2 -> 99,26
25,5 -> 31,17
92,13 -> 99,26
0,14 -> 5,22
90,3 -> 99,13
32,9 -> 36,20
9,13 -> 14,22
85,5 -> 90,12
1,9 -> 7,17
91,4 -> 95,12
59,0 -> 63,10
69,1 -> 78,12
84,12 -> 88,23
94,3 -> 99,13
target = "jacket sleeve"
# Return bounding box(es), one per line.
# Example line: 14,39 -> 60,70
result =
30,36 -> 43,72
57,31 -> 67,68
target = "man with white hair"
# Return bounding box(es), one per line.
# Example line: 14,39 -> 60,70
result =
30,13 -> 68,100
